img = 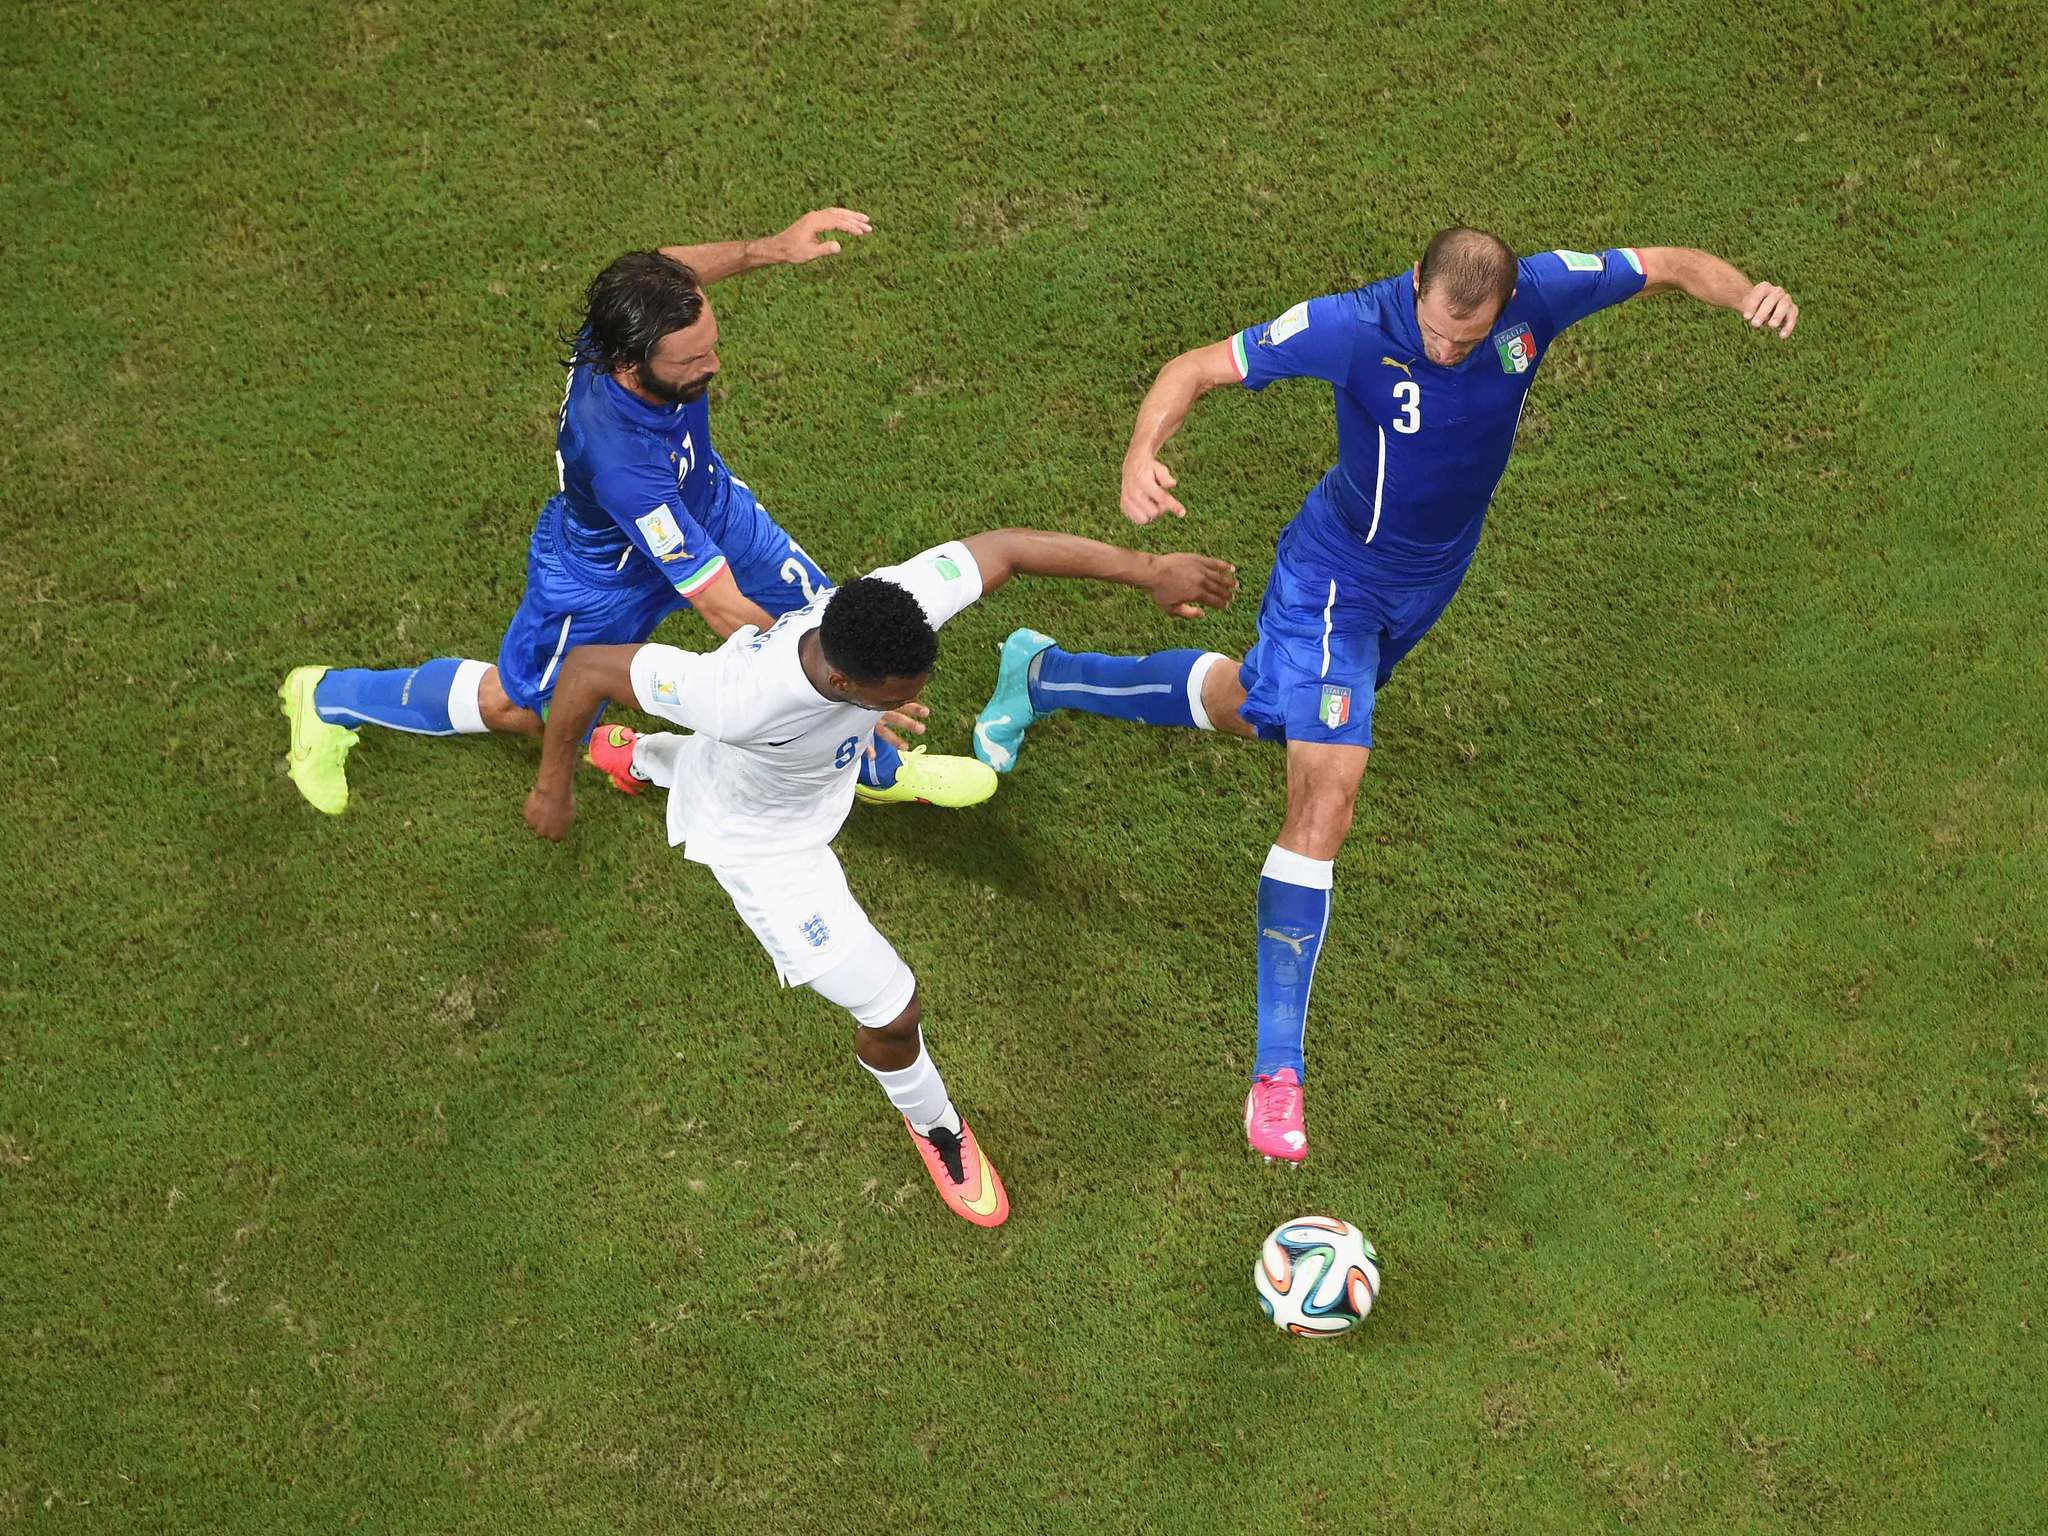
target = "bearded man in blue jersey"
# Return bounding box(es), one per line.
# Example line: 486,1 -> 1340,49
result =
973,228 -> 1800,1163
282,209 -> 993,816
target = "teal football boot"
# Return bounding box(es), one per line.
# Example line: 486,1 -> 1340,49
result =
972,628 -> 1057,774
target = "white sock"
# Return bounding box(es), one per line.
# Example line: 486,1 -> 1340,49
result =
631,731 -> 687,789
448,660 -> 491,735
1186,652 -> 1230,732
859,1034 -> 960,1136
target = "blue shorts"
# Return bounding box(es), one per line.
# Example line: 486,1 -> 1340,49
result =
1238,551 -> 1465,748
496,491 -> 828,713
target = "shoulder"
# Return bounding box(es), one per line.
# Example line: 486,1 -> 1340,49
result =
563,365 -> 613,426
1517,247 -> 1646,289
867,540 -> 983,628
1312,283 -> 1389,337
591,458 -> 674,503
583,372 -> 683,452
1342,271 -> 1413,327
1245,285 -> 1386,359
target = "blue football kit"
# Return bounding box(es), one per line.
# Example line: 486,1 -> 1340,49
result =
495,365 -> 828,713
1227,246 -> 1647,746
1013,246 -> 1649,1089
309,359 -> 902,785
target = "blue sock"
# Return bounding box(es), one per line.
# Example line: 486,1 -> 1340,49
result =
1254,846 -> 1334,1080
1026,647 -> 1219,727
313,658 -> 487,736
859,734 -> 901,789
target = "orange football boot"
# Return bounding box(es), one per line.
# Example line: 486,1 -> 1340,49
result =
585,723 -> 643,795
905,1116 -> 1010,1228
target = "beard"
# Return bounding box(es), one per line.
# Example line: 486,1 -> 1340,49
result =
638,368 -> 715,406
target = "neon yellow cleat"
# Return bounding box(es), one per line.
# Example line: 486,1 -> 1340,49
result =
279,665 -> 359,815
852,745 -> 997,809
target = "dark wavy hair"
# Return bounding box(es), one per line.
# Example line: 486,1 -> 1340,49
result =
1417,226 -> 1516,317
820,577 -> 939,684
567,251 -> 704,373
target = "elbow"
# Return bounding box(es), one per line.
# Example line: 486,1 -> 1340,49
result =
1642,246 -> 1708,296
960,530 -> 1020,591
551,648 -> 600,706
1175,339 -> 1239,393
1168,347 -> 1213,388
564,645 -> 603,684
687,586 -> 747,638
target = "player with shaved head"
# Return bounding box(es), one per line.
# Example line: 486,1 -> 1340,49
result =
974,226 -> 1800,1163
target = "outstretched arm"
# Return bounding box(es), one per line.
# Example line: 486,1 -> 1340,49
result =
959,529 -> 1238,618
523,644 -> 641,841
1121,339 -> 1242,525
659,208 -> 873,285
1635,247 -> 1799,337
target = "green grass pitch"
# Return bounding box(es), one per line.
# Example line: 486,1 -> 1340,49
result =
4,3 -> 2043,1530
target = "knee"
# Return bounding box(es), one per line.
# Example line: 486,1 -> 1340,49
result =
1284,783 -> 1359,856
1202,656 -> 1258,738
851,989 -> 921,1069
477,670 -> 541,736
861,990 -> 922,1046
1306,795 -> 1357,847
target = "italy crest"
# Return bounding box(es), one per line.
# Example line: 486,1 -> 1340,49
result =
1494,322 -> 1536,374
1318,684 -> 1352,730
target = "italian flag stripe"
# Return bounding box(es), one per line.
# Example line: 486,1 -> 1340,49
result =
674,554 -> 729,599
1231,331 -> 1249,380
1621,247 -> 1645,275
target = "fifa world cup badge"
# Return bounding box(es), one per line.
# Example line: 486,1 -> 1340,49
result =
1494,322 -> 1535,374
1318,685 -> 1352,729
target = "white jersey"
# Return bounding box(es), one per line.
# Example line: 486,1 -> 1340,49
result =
626,540 -> 985,864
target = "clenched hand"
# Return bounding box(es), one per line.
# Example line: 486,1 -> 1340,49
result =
1148,553 -> 1239,618
1741,282 -> 1799,338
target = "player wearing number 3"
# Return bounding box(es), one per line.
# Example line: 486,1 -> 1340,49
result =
973,227 -> 1799,1163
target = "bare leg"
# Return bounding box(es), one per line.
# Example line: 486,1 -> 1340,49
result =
477,665 -> 544,737
853,992 -> 923,1072
1277,739 -> 1370,859
1199,656 -> 1261,739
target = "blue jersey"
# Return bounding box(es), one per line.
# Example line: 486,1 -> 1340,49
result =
551,364 -> 743,600
1231,248 -> 1647,584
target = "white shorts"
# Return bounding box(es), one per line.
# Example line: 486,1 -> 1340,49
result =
708,846 -> 912,1024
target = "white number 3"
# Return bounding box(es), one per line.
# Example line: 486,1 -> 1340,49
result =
1392,380 -> 1421,434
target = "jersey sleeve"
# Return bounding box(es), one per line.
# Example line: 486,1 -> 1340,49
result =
627,642 -> 724,734
1523,248 -> 1649,334
865,540 -> 985,631
1230,294 -> 1366,392
591,465 -> 730,599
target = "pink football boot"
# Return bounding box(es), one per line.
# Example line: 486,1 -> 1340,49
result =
905,1115 -> 1010,1227
1244,1068 -> 1308,1163
585,723 -> 642,795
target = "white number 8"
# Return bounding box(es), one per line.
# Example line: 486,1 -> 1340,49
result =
1393,380 -> 1421,434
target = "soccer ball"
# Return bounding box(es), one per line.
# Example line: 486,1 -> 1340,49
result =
1254,1216 -> 1380,1336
